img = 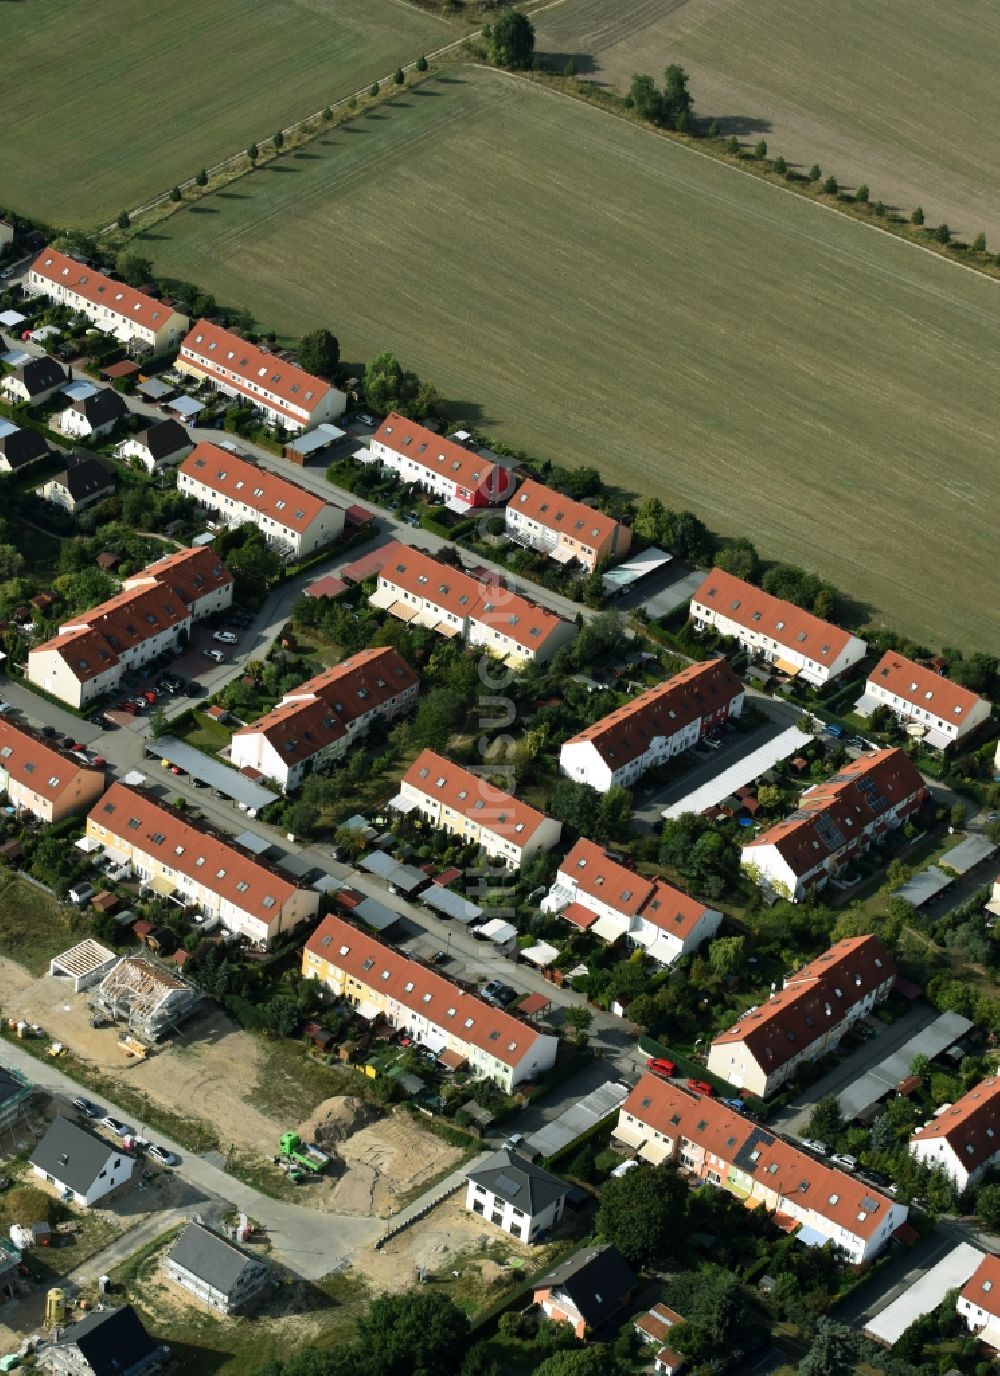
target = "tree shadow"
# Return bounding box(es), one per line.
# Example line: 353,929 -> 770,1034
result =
264,164 -> 301,172
411,88 -> 443,97
135,232 -> 169,241
292,152 -> 321,160
187,206 -> 220,214
440,399 -> 488,426
215,191 -> 247,199
540,50 -> 599,76
702,113 -> 773,136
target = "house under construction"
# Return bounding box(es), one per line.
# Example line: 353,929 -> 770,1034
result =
93,955 -> 200,1041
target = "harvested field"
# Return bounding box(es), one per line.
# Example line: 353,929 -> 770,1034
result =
535,0 -> 1000,242
145,66 -> 1000,652
2,0 -> 449,225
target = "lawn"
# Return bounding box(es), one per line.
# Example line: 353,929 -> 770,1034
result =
2,0 -> 449,226
142,67 -> 1000,652
0,876 -> 86,976
534,0 -> 1000,243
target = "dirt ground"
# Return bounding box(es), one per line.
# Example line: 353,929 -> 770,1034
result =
0,961 -> 462,1218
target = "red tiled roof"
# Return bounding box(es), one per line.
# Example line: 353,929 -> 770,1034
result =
558,839 -> 713,940
563,902 -> 599,930
960,1253 -> 1000,1316
910,1078 -> 1000,1173
509,479 -> 623,548
744,748 -> 927,878
692,568 -> 857,665
234,648 -> 417,768
868,651 -> 988,725
711,935 -> 895,1073
518,993 -> 551,1015
181,320 -> 336,418
305,915 -> 547,1069
31,248 -> 183,334
180,442 -> 331,533
373,414 -> 514,502
304,574 -> 349,600
126,545 -> 233,606
402,749 -> 553,848
0,719 -> 102,802
91,783 -> 303,924
622,1074 -> 896,1240
563,658 -> 743,768
345,504 -> 374,527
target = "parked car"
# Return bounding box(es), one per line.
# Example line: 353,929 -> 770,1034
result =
212,631 -> 238,645
503,1133 -> 524,1149
645,1057 -> 676,1080
431,950 -> 449,965
686,1079 -> 716,1097
800,1138 -> 828,1156
101,1115 -> 132,1139
830,1153 -> 858,1171
204,649 -> 226,663
146,1143 -> 178,1166
72,1097 -> 102,1118
703,736 -> 722,750
824,723 -> 845,739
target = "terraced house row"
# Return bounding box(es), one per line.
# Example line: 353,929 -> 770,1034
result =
26,247 -> 189,352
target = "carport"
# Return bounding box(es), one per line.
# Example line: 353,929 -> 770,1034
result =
421,885 -> 482,924
524,1080 -> 631,1160
144,736 -> 277,811
662,724 -> 814,819
837,1011 -> 973,1121
864,1243 -> 984,1345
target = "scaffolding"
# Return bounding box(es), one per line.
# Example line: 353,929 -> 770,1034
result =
92,956 -> 200,1041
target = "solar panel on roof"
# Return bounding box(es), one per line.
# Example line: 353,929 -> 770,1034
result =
814,813 -> 846,850
493,1171 -> 522,1197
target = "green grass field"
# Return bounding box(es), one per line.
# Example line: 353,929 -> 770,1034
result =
535,0 -> 1000,243
141,67 -> 1000,653
3,0 -> 449,226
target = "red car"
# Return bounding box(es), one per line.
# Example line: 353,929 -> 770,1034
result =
645,1057 -> 676,1080
143,691 -> 157,704
687,1079 -> 716,1097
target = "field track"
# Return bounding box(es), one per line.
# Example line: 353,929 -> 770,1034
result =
141,67 -> 1000,653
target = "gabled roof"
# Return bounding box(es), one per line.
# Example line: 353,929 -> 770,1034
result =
234,647 -> 418,767
169,1222 -> 265,1293
743,748 -> 927,878
9,355 -> 67,395
0,426 -> 49,468
535,1244 -> 636,1327
374,414 -> 508,498
0,718 -> 102,801
557,838 -> 712,938
91,783 -> 303,923
402,748 -> 553,848
31,247 -> 185,335
305,915 -> 547,1069
180,442 -> 331,533
132,418 -> 190,461
868,651 -> 988,726
692,568 -> 860,665
960,1253 -> 1000,1317
509,478 -> 622,546
181,320 -> 335,417
30,1116 -> 120,1194
622,1075 -> 896,1240
124,544 -> 233,604
68,389 -> 127,428
49,1305 -> 157,1376
563,658 -> 743,768
50,455 -> 114,501
466,1148 -> 568,1213
711,935 -> 896,1072
911,1078 -> 1000,1173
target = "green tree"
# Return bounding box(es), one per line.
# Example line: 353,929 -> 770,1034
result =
563,58 -> 577,77
393,67 -> 405,85
950,801 -> 967,830
754,139 -> 768,160
977,1183 -> 1000,1229
708,935 -> 745,979
662,64 -> 693,126
273,130 -> 284,149
806,1095 -> 843,1145
369,81 -> 380,97
196,168 -> 208,187
909,1053 -> 930,1078
170,185 -> 182,202
911,206 -> 924,224
935,222 -> 952,244
628,74 -> 664,124
595,1163 -> 687,1266
972,232 -> 988,253
362,351 -> 435,419
149,706 -> 169,740
297,328 -> 340,379
247,142 -> 259,163
116,252 -> 153,287
726,136 -> 739,154
808,163 -> 821,182
773,155 -> 787,175
116,210 -> 130,229
416,55 -> 429,73
798,1319 -> 866,1376
854,183 -> 869,203
667,1267 -> 767,1361
0,546 -> 25,581
707,119 -> 721,138
822,175 -> 838,195
356,1291 -> 469,1376
487,11 -> 535,70
323,105 -> 333,120
563,1005 -> 592,1041
533,1351 -> 609,1376
715,537 -> 759,580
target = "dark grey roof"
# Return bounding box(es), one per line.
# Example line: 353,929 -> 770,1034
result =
16,356 -> 67,395
134,419 -> 188,460
75,389 -> 127,427
56,454 -> 114,500
53,1305 -> 158,1376
0,1065 -> 28,1108
168,1222 -> 264,1292
30,1116 -> 120,1193
467,1149 -> 568,1214
536,1244 -> 636,1329
0,427 -> 49,469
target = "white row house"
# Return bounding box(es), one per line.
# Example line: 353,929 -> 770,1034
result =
856,651 -> 992,750
370,414 -> 516,510
910,1078 -> 1000,1193
27,247 -> 188,351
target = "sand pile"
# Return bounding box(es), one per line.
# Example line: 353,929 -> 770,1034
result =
298,1096 -> 377,1148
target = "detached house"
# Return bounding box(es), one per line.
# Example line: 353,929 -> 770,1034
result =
88,783 -> 319,947
910,1078 -> 1000,1192
115,419 -> 192,473
27,248 -> 188,351
465,1149 -> 569,1241
857,651 -> 992,750
542,838 -> 722,967
533,1244 -> 637,1339
690,569 -> 866,685
707,935 -> 896,1097
0,424 -> 49,474
370,541 -> 574,665
38,1306 -> 162,1376
30,1116 -> 133,1207
54,387 -> 128,440
614,1076 -> 907,1263
957,1254 -> 1000,1350
741,748 -> 928,902
166,1222 -> 272,1314
370,414 -> 516,510
178,442 -> 344,557
28,546 -> 233,707
37,454 -> 116,513
394,748 -> 562,870
303,915 -> 557,1091
0,719 -> 105,823
506,478 -> 631,572
178,319 -> 346,432
559,658 -> 745,793
1,355 -> 70,406
634,1303 -> 687,1376
231,647 -> 418,791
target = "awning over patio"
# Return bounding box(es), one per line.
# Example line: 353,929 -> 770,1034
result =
562,902 -> 598,930
386,792 -> 420,814
356,999 -> 381,1022
795,1224 -> 832,1249
143,874 -> 176,898
773,659 -> 800,677
593,914 -> 625,943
